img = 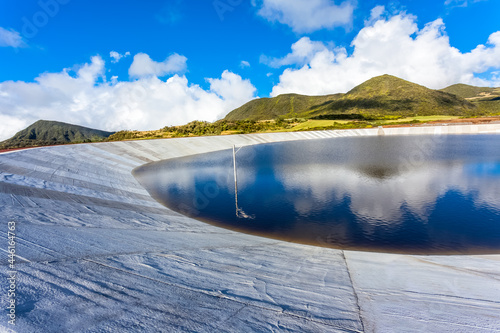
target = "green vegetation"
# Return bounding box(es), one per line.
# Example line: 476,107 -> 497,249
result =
290,120 -> 355,131
225,75 -> 486,121
475,99 -> 500,115
224,93 -> 343,121
439,83 -> 500,114
289,115 -> 461,131
378,115 -> 461,124
440,83 -> 500,99
0,120 -> 115,149
107,114 -> 467,141
326,75 -> 475,117
107,119 -> 302,141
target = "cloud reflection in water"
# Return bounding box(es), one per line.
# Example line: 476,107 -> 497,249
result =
134,135 -> 500,254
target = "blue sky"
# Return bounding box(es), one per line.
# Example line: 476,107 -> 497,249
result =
0,0 -> 499,139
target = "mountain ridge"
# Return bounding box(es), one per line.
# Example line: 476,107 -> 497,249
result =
0,120 -> 115,149
225,74 -> 495,121
440,83 -> 500,99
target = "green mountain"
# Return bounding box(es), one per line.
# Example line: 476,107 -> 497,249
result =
224,93 -> 343,121
440,83 -> 500,99
225,75 -> 482,121
0,120 -> 115,149
440,83 -> 500,115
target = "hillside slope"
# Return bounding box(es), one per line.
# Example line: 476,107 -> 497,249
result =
440,83 -> 500,99
316,74 -> 475,117
440,83 -> 500,115
224,93 -> 343,121
0,120 -> 115,149
225,75 -> 479,121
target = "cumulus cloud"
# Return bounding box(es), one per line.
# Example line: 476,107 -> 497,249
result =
269,11 -> 500,96
0,27 -> 26,48
0,55 -> 257,141
110,51 -> 130,63
240,60 -> 251,68
260,37 -> 329,68
128,53 -> 188,78
253,0 -> 355,33
364,5 -> 386,26
208,70 -> 257,116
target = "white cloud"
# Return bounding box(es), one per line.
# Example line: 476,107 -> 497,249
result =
0,55 -> 257,141
128,53 -> 188,78
110,51 -> 130,63
0,27 -> 26,48
240,60 -> 251,68
365,5 -> 386,25
260,37 -> 329,68
277,161 -> 500,228
254,0 -> 355,33
444,0 -> 485,7
0,114 -> 29,142
269,11 -> 500,96
207,70 -> 257,117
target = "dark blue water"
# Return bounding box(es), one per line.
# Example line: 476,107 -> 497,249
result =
134,135 -> 500,254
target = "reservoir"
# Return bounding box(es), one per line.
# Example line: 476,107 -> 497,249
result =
134,134 -> 500,254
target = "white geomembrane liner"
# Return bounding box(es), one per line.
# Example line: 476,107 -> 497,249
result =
1,124 -> 499,332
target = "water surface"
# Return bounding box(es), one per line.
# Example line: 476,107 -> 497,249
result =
134,135 -> 500,254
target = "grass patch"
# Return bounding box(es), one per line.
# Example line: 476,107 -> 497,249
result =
378,115 -> 460,124
289,115 -> 461,131
290,120 -> 353,130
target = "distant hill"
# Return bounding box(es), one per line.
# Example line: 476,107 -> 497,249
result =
0,120 -> 115,149
440,83 -> 500,99
440,83 -> 500,115
225,75 -> 481,121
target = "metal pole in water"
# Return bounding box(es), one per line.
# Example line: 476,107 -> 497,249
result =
233,145 -> 239,216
